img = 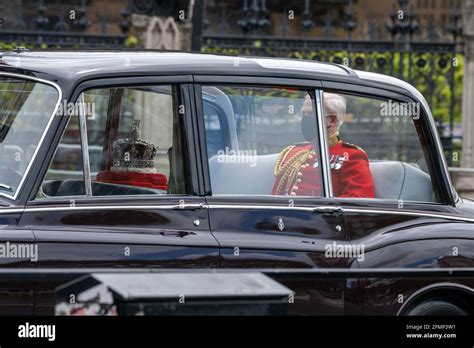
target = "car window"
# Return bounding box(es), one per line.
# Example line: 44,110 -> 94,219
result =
37,116 -> 84,199
204,85 -> 324,197
321,90 -> 439,203
0,76 -> 59,199
37,84 -> 187,198
203,101 -> 225,159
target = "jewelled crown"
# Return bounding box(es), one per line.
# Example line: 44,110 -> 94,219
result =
111,120 -> 157,169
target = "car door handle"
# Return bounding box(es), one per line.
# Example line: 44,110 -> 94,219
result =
171,201 -> 207,210
312,206 -> 344,216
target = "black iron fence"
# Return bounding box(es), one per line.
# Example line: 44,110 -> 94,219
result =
0,0 -> 466,165
0,0 -> 129,48
200,0 -> 464,165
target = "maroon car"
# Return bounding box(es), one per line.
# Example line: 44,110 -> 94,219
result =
0,50 -> 473,315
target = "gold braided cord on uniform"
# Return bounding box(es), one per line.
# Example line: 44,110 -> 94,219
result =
274,145 -> 295,177
274,149 -> 313,196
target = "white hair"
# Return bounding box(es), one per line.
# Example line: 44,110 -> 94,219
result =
323,93 -> 346,126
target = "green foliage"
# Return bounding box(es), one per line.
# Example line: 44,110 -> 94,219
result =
0,41 -> 37,50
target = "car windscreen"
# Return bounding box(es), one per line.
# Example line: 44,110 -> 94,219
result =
0,75 -> 59,199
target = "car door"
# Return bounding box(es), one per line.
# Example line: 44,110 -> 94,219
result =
319,83 -> 474,315
18,77 -> 218,314
0,73 -> 58,314
194,77 -> 355,315
0,203 -> 36,315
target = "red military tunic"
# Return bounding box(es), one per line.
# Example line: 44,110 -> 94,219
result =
272,138 -> 375,198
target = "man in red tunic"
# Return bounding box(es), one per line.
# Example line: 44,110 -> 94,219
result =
272,92 -> 375,198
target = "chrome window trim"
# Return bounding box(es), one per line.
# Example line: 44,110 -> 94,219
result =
2,203 -> 472,222
315,89 -> 332,198
0,72 -> 62,201
423,102 -> 458,204
0,208 -> 24,214
78,93 -> 92,196
335,197 -> 446,206
15,204 -> 207,213
25,205 -> 181,212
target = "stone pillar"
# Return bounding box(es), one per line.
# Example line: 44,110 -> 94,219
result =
131,0 -> 194,50
456,0 -> 474,199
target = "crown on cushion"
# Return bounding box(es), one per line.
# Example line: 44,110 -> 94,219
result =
111,120 -> 157,169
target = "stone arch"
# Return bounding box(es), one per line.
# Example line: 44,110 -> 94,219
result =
144,16 -> 181,50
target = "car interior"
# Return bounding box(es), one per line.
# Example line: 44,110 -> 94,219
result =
206,87 -> 438,202
38,85 -> 182,198
41,179 -> 163,197
209,154 -> 437,201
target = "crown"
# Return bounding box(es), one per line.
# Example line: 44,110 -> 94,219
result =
111,120 -> 157,169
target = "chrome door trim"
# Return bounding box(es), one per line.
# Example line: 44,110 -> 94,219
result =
0,72 -> 62,201
341,207 -> 474,223
207,204 -> 474,223
78,93 -> 92,196
315,89 -> 332,198
208,204 -> 315,212
0,208 -> 25,214
2,202 -> 471,222
16,204 -> 208,213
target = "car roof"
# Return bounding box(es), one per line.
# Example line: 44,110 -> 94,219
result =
0,50 -> 351,78
0,50 -> 417,98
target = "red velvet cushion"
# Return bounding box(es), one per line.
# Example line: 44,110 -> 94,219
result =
96,171 -> 168,190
